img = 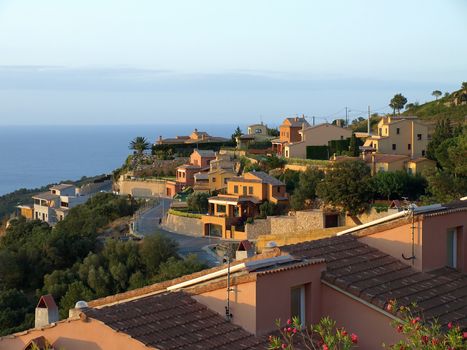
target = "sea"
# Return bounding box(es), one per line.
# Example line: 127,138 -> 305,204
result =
0,124 -> 236,196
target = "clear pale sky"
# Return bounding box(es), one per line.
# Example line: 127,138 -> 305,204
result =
0,0 -> 466,125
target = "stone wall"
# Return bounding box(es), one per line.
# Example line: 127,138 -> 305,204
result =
163,212 -> 203,237
245,218 -> 271,239
346,207 -> 399,225
245,210 -> 329,239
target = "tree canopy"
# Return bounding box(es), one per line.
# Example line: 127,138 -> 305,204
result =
316,160 -> 373,216
389,93 -> 408,115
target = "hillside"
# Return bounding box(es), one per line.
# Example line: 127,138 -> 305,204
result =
403,83 -> 467,122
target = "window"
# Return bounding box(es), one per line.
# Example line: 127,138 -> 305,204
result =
408,143 -> 411,150
248,186 -> 253,195
422,150 -> 426,156
61,201 -> 68,208
233,206 -> 240,217
224,178 -> 228,185
291,286 -> 305,324
447,229 -> 458,269
340,136 -> 344,140
243,186 -> 247,195
385,128 -> 388,135
217,204 -> 226,214
234,185 -> 238,193
379,128 -> 382,136
396,128 -> 400,134
417,134 -> 422,141
212,177 -> 216,182
392,144 -> 396,150
255,128 -> 262,134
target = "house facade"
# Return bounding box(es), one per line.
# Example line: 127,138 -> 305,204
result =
175,149 -> 216,188
201,171 -> 288,239
32,184 -> 88,224
156,129 -> 229,145
284,123 -> 352,159
193,152 -> 237,192
272,116 -> 310,156
236,123 -> 274,149
362,116 -> 430,158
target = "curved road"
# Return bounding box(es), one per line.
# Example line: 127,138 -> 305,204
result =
135,198 -> 221,267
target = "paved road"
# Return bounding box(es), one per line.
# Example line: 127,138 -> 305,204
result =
136,198 -> 221,267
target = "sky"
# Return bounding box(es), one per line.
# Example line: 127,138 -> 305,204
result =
0,0 -> 466,126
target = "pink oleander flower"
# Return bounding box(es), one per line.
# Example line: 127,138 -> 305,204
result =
350,333 -> 358,344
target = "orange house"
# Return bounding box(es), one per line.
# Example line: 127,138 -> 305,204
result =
272,116 -> 310,156
201,171 -> 288,239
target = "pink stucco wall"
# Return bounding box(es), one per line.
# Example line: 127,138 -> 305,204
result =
421,211 -> 466,272
359,221 -> 423,271
194,280 -> 257,334
321,284 -> 403,350
359,211 -> 466,273
255,262 -> 325,335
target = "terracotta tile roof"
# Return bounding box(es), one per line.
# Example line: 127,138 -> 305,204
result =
284,117 -> 310,128
366,154 -> 409,164
83,291 -> 269,350
248,171 -> 284,186
194,149 -> 216,157
281,235 -> 467,330
37,295 -> 57,310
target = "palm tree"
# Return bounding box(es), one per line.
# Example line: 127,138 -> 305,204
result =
129,136 -> 150,155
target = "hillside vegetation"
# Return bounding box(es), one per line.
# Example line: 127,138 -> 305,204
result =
403,83 -> 467,122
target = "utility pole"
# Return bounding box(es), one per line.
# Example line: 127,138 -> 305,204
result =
345,107 -> 348,127
312,116 -> 315,126
367,106 -> 371,135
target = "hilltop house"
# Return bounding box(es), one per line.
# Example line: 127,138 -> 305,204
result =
31,184 -> 89,225
354,115 -> 436,174
272,116 -> 310,156
3,199 -> 466,350
362,116 -> 429,158
236,122 -> 274,149
283,123 -> 352,159
201,171 -> 288,239
156,129 -> 229,145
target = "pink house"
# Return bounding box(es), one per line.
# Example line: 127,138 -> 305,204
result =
175,149 -> 216,187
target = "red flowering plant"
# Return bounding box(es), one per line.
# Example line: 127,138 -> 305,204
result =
384,299 -> 466,350
268,316 -> 358,350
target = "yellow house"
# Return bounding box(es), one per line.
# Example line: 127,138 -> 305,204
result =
201,171 -> 288,239
362,116 -> 429,158
284,123 -> 352,159
333,153 -> 436,175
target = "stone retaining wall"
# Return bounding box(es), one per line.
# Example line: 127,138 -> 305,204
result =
163,212 -> 203,237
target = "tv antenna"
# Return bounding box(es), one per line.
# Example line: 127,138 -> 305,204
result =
401,200 -> 416,265
224,256 -> 233,321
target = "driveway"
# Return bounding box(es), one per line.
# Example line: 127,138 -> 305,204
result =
136,198 -> 221,267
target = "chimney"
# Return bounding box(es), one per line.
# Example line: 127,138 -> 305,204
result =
35,295 -> 59,328
294,117 -> 299,122
68,300 -> 89,319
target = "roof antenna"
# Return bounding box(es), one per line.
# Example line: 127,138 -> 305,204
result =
224,255 -> 233,321
401,201 -> 416,265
